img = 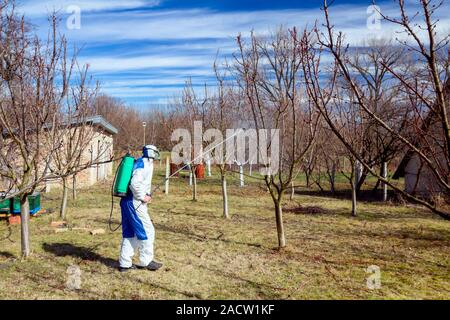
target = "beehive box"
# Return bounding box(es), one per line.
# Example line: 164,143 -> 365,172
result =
11,193 -> 41,215
0,198 -> 10,214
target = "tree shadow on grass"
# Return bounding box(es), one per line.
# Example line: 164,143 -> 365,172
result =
42,242 -> 117,268
284,200 -> 431,220
154,222 -> 262,248
167,256 -> 285,299
198,265 -> 286,299
0,251 -> 15,259
294,188 -> 399,203
42,243 -> 206,299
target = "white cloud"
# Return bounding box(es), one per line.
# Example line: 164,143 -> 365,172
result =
15,0 -> 450,105
17,0 -> 160,16
56,3 -> 449,44
80,53 -> 214,72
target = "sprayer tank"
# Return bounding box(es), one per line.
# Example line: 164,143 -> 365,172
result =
113,154 -> 135,197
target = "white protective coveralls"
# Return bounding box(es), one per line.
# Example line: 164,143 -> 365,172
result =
119,156 -> 155,268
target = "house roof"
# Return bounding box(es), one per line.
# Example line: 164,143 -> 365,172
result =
392,79 -> 450,179
1,115 -> 118,137
84,115 -> 118,135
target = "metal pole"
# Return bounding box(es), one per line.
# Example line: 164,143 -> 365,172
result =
142,122 -> 147,146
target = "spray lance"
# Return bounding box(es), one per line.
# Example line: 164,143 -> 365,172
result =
109,130 -> 245,232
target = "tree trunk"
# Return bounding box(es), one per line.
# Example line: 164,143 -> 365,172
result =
382,161 -> 388,202
60,177 -> 69,219
192,167 -> 197,201
290,181 -> 295,200
207,159 -> 211,177
275,200 -> 286,248
351,177 -> 357,217
305,171 -> 311,188
351,183 -> 357,217
371,178 -> 381,193
72,174 -> 77,200
372,164 -> 384,193
221,175 -> 229,219
356,168 -> 368,193
330,163 -> 336,194
354,161 -> 364,193
20,195 -> 31,258
351,161 -> 357,217
239,165 -> 244,187
165,157 -> 170,195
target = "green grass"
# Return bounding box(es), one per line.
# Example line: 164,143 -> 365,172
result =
0,164 -> 448,299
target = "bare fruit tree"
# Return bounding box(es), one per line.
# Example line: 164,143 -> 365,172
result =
0,5 -> 81,256
47,64 -> 115,219
346,38 -> 411,195
210,59 -> 237,218
234,28 -> 319,247
179,79 -> 210,202
303,0 -> 450,219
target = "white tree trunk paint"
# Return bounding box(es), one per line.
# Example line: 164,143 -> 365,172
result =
20,196 -> 30,257
207,158 -> 211,177
382,162 -> 388,202
290,180 -> 295,200
165,156 -> 170,195
222,176 -> 229,219
239,165 -> 244,187
355,160 -> 362,186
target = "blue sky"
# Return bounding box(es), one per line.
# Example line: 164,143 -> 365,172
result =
16,0 -> 450,109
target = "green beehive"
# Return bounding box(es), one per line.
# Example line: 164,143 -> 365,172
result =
11,193 -> 41,215
0,198 -> 10,214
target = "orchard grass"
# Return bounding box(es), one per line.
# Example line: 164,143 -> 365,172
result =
0,164 -> 448,299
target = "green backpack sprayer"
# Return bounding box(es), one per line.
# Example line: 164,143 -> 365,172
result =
113,154 -> 136,197
109,153 -> 135,231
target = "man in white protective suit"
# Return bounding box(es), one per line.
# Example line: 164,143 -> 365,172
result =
118,145 -> 163,272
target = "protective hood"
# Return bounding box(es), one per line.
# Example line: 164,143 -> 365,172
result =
143,145 -> 160,160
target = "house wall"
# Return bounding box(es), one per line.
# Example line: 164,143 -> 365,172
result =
45,130 -> 114,192
404,153 -> 447,198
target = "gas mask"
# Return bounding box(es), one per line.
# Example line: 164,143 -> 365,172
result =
143,145 -> 160,160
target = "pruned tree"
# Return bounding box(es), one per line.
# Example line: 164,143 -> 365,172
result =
209,58 -> 239,219
179,79 -> 210,202
316,127 -> 342,195
0,4 -> 78,256
234,28 -> 320,247
303,0 -> 450,219
48,64 -> 114,219
346,38 -> 411,195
